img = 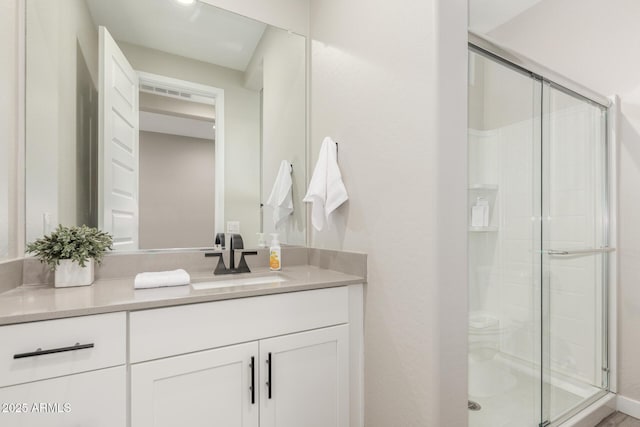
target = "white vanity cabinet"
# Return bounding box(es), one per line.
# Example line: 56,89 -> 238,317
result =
259,325 -> 349,427
0,312 -> 127,426
0,284 -> 363,427
131,326 -> 349,427
130,286 -> 359,427
131,342 -> 259,427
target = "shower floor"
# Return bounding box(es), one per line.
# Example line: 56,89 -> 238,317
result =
469,357 -> 601,427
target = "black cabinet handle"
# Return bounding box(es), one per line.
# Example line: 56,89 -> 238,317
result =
250,356 -> 255,404
266,352 -> 272,399
13,343 -> 94,359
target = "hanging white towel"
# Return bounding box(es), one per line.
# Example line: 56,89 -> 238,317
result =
134,269 -> 191,289
266,160 -> 294,227
303,137 -> 349,231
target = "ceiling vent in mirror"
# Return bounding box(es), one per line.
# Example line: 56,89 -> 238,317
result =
140,84 -> 192,100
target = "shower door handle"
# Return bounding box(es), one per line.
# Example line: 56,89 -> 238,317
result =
543,247 -> 615,256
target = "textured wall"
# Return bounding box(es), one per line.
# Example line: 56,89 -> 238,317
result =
309,0 -> 469,425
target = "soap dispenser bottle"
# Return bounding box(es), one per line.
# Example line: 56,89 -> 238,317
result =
269,233 -> 282,271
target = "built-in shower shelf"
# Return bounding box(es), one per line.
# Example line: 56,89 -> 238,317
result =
468,226 -> 498,233
468,184 -> 499,191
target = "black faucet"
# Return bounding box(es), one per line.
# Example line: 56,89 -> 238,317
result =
205,234 -> 257,275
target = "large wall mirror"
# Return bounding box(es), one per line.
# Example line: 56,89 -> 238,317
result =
25,0 -> 307,252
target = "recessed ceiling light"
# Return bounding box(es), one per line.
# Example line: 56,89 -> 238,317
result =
175,0 -> 195,5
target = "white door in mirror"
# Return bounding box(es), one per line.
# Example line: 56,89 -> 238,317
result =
55,259 -> 95,287
99,26 -> 140,251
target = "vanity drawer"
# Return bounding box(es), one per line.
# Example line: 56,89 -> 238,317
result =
0,312 -> 126,388
130,286 -> 349,363
0,366 -> 126,426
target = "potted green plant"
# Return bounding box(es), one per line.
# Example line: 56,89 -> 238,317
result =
26,225 -> 113,287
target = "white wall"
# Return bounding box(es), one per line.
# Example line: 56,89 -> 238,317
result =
475,0 -> 640,403
119,42 -> 262,247
309,0 -> 468,425
25,0 -> 98,244
248,27 -> 306,245
0,0 -> 19,260
139,131 -> 215,249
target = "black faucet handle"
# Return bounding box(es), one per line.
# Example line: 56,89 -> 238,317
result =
214,233 -> 226,249
205,252 -> 228,275
229,234 -> 244,250
236,250 -> 258,274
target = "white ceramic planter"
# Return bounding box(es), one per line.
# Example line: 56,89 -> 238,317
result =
54,259 -> 95,288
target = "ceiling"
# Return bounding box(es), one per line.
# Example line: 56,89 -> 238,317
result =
471,0 -> 640,102
469,0 -> 543,33
85,0 -> 267,71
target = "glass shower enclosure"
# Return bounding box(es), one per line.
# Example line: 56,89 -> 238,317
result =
468,43 -> 611,427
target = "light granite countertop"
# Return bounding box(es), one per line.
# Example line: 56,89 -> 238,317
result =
0,265 -> 364,326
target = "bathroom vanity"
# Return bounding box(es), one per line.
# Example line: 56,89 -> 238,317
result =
0,0 -> 366,424
0,262 -> 364,427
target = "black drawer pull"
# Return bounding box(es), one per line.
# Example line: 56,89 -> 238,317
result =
13,343 -> 95,359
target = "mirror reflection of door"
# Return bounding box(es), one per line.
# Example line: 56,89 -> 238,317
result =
99,26 -> 139,251
99,27 -> 222,251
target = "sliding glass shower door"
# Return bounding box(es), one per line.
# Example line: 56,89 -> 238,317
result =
468,49 -> 543,427
540,83 -> 609,426
468,47 -> 610,427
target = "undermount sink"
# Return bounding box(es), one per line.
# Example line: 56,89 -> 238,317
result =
191,274 -> 289,290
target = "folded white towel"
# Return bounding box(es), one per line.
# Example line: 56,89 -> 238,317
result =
266,160 -> 294,227
303,137 -> 349,231
134,269 -> 191,289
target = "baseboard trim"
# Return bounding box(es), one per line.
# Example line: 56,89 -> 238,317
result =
558,393 -> 615,427
617,395 -> 640,419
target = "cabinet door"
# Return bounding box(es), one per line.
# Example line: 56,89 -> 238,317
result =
0,366 -> 125,426
131,341 -> 259,427
260,325 -> 349,427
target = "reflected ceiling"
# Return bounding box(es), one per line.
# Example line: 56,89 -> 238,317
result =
85,0 -> 266,71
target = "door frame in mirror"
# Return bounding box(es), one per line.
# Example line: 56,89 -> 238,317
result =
127,71 -> 225,242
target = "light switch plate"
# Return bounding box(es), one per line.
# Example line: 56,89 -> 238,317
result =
227,221 -> 240,233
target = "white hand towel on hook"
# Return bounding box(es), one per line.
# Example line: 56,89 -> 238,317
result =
266,160 -> 294,227
303,137 -> 349,231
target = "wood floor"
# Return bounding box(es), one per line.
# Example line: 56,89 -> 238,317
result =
596,412 -> 640,426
